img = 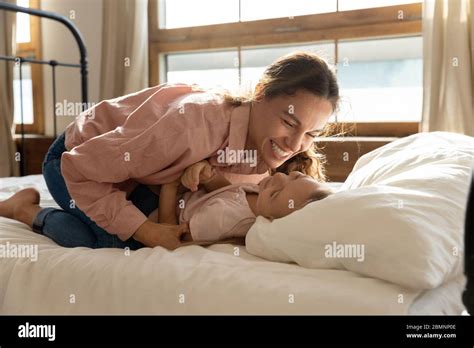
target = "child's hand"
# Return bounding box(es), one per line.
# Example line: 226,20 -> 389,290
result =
181,160 -> 215,192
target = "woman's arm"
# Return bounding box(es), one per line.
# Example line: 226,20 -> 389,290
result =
158,181 -> 180,225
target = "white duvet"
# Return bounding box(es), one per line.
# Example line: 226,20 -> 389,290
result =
0,131 -> 470,314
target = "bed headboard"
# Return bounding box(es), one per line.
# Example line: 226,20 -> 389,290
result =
0,1 -> 88,174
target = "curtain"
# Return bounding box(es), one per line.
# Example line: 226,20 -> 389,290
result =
422,0 -> 474,136
100,0 -> 149,100
0,0 -> 19,177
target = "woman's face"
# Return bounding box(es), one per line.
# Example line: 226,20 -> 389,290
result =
247,89 -> 334,169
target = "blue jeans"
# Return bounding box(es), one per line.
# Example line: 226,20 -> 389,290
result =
33,132 -> 158,249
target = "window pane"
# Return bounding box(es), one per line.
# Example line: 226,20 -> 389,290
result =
13,64 -> 34,125
16,0 -> 31,43
336,36 -> 423,122
240,0 -> 336,21
160,0 -> 239,29
338,0 -> 421,11
166,50 -> 239,90
241,43 -> 335,91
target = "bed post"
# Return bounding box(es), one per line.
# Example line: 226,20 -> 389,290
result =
0,1 -> 88,108
0,1 -> 89,175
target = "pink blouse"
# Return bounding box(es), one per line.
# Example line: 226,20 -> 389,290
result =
179,183 -> 259,242
61,83 -> 269,241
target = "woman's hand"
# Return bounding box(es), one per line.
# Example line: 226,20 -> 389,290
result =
133,220 -> 189,250
181,160 -> 215,192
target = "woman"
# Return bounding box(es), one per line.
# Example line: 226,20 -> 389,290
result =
0,51 -> 340,249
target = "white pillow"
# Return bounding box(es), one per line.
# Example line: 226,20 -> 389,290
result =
245,132 -> 474,289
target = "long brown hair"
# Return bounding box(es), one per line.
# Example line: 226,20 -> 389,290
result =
197,51 -> 341,182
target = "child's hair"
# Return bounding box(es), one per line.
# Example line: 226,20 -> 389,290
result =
300,183 -> 334,209
196,51 -> 342,182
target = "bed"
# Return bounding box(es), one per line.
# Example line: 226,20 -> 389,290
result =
0,173 -> 466,315
1,2 -> 469,316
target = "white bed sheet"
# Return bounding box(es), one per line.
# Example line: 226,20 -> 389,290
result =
0,175 -> 465,314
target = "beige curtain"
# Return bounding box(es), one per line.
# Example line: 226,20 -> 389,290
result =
100,0 -> 149,100
0,0 -> 19,177
422,0 -> 474,136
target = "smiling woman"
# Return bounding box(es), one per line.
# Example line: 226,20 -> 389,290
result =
211,51 -> 340,181
0,50 -> 340,250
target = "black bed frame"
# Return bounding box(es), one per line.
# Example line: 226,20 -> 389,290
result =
0,1 -> 88,176
1,1 -> 473,317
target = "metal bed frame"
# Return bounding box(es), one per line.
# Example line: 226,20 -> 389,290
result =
0,1 -> 88,176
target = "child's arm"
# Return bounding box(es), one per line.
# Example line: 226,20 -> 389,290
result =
181,160 -> 231,193
202,172 -> 231,192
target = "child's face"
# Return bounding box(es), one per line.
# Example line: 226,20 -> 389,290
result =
256,171 -> 323,220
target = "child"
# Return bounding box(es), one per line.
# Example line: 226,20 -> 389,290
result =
150,160 -> 333,248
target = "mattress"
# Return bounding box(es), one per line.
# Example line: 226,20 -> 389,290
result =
0,174 -> 466,314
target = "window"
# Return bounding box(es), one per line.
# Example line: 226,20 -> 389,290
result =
160,0 -> 239,29
240,0 -> 337,22
13,63 -> 34,124
166,50 -> 239,90
336,36 -> 423,122
158,0 -> 420,27
16,0 -> 31,43
241,43 -> 335,91
166,42 -> 335,92
150,0 -> 423,136
13,0 -> 44,134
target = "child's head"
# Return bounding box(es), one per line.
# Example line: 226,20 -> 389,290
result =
256,171 -> 332,220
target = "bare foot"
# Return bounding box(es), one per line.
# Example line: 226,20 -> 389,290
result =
0,188 -> 40,220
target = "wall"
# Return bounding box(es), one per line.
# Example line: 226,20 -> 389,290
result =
40,0 -> 103,136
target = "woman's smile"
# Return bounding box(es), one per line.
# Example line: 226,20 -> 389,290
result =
270,139 -> 290,160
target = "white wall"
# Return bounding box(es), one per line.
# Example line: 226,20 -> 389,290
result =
41,0 -> 103,136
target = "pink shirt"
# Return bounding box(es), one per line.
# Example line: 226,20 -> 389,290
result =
179,184 -> 259,242
61,83 -> 269,241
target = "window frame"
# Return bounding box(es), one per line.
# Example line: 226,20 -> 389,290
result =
15,0 -> 45,135
148,2 -> 422,137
